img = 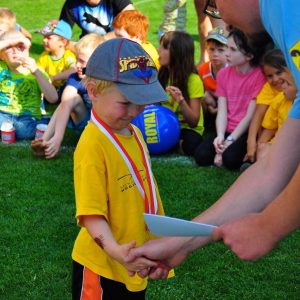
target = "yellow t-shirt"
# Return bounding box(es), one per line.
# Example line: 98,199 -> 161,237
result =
37,49 -> 76,88
72,122 -> 172,292
163,73 -> 205,135
256,82 -> 281,105
142,41 -> 160,70
262,92 -> 293,134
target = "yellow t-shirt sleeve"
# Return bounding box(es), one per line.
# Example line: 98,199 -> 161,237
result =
256,82 -> 280,105
188,73 -> 204,99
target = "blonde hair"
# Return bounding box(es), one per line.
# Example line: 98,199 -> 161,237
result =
83,77 -> 113,94
75,33 -> 105,53
0,7 -> 16,29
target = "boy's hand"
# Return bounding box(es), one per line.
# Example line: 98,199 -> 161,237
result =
20,57 -> 38,73
111,241 -> 158,274
44,136 -> 63,159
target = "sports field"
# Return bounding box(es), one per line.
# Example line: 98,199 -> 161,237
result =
1,1 -> 300,299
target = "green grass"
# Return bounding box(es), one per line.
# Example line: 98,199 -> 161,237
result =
1,1 -> 300,299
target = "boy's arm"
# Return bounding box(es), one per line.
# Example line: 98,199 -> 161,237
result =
51,66 -> 76,83
21,57 -> 58,103
19,26 -> 32,40
0,35 -> 31,52
81,215 -> 157,273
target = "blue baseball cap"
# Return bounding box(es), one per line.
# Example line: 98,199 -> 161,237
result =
38,20 -> 72,40
85,38 -> 168,105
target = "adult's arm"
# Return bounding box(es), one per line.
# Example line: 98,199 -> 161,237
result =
59,0 -> 76,28
213,159 -> 300,261
129,117 -> 300,277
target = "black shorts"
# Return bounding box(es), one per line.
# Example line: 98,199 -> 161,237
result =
72,260 -> 146,300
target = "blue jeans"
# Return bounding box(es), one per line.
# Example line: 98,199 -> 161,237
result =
0,111 -> 49,140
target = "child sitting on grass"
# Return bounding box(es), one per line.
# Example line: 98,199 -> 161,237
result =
244,49 -> 286,164
112,9 -> 160,69
71,38 -> 173,299
0,30 -> 57,140
31,33 -> 104,159
256,68 -> 297,160
198,27 -> 228,116
194,28 -> 266,170
37,19 -> 76,103
158,31 -> 204,156
0,7 -> 32,39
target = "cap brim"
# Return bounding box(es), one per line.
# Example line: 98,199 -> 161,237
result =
115,80 -> 168,105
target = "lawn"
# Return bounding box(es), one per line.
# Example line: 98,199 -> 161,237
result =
1,1 -> 300,299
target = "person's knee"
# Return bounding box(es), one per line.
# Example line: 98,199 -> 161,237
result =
194,144 -> 213,166
222,151 -> 242,170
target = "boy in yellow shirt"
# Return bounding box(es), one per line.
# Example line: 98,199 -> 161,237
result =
71,38 -> 173,299
37,19 -> 76,101
112,9 -> 160,69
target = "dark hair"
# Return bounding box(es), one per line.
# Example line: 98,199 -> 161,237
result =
158,31 -> 197,102
261,48 -> 287,71
228,28 -> 262,67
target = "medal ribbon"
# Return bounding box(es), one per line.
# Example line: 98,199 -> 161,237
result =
91,108 -> 158,214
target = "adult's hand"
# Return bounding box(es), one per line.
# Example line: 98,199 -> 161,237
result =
212,213 -> 279,261
127,237 -> 189,279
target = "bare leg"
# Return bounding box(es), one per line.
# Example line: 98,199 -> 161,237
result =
194,0 -> 225,63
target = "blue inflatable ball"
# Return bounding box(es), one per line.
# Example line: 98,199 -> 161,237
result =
132,105 -> 180,155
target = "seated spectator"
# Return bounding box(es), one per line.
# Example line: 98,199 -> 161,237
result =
59,0 -> 134,40
244,49 -> 287,165
194,29 -> 266,170
0,30 -> 57,140
198,26 -> 228,126
257,69 -> 297,160
159,31 -> 204,156
0,7 -> 32,39
31,33 -> 104,159
112,9 -> 160,69
37,19 -> 76,105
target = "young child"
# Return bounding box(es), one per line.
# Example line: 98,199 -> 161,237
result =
244,49 -> 287,164
198,26 -> 228,116
112,9 -> 160,69
158,31 -> 204,156
31,33 -> 105,159
0,30 -> 57,140
0,7 -> 32,39
37,20 -> 76,97
194,28 -> 266,170
256,68 -> 297,160
71,38 -> 173,299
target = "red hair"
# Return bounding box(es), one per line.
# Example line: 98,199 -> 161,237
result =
113,10 -> 149,42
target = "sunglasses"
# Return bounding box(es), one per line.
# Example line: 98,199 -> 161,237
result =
203,0 -> 221,19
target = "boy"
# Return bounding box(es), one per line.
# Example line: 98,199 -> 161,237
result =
112,9 -> 160,69
71,38 -> 173,299
0,30 -> 57,140
37,19 -> 76,97
198,26 -> 228,115
31,33 -> 104,159
0,7 -> 32,39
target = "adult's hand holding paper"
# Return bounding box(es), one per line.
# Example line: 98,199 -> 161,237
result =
144,214 -> 218,237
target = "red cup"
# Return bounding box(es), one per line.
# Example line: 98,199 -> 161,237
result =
1,129 -> 16,144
